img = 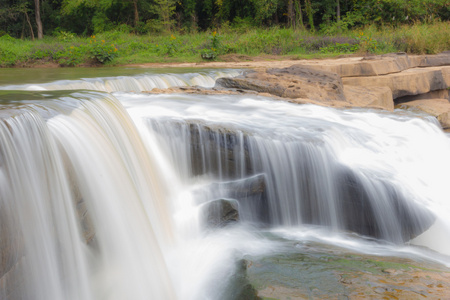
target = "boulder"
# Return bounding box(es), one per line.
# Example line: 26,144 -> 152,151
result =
194,175 -> 269,224
399,99 -> 450,129
337,167 -> 435,242
201,198 -> 240,228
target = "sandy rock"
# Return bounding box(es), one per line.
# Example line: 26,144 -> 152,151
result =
396,88 -> 450,102
216,65 -> 347,103
416,51 -> 450,67
306,53 -> 415,77
343,66 -> 450,99
399,99 -> 450,129
344,85 -> 394,111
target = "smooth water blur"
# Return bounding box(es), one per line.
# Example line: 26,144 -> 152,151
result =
1,69 -> 450,300
122,93 -> 447,243
0,68 -> 241,92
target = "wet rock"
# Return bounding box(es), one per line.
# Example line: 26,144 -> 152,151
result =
0,204 -> 25,299
244,241 -> 450,300
337,167 -> 435,242
213,175 -> 269,224
189,123 -> 254,178
0,256 -> 26,300
76,200 -> 96,245
221,259 -> 260,300
201,198 -> 240,228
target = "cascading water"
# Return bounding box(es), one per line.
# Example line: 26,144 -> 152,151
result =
1,68 -> 450,299
0,69 -> 241,92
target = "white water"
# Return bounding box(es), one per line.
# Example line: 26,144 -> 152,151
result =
1,70 -> 450,299
0,69 -> 240,92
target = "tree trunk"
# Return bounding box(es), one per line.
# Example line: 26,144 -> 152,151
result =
305,0 -> 314,31
294,0 -> 304,29
288,0 -> 294,28
336,0 -> 340,22
24,9 -> 35,41
132,0 -> 139,27
34,0 -> 43,39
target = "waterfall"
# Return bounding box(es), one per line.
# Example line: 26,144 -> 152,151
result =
123,93 -> 443,244
0,91 -> 175,300
1,70 -> 450,299
0,69 -> 241,92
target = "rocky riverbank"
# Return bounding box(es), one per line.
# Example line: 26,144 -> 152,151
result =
141,52 -> 450,130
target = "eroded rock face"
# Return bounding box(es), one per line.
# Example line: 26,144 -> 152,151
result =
216,65 -> 348,103
399,99 -> 450,129
396,88 -> 450,102
343,66 -> 450,99
307,52 -> 415,77
344,85 -> 394,111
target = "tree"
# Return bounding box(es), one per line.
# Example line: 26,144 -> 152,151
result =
155,0 -> 176,31
34,0 -> 43,38
131,0 -> 139,27
250,0 -> 278,25
294,0 -> 304,29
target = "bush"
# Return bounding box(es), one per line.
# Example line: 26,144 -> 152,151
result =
88,36 -> 118,63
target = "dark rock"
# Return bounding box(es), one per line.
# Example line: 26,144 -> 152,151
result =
201,198 -> 240,228
189,123 -> 254,179
336,167 -> 435,242
224,259 -> 260,300
194,175 -> 269,225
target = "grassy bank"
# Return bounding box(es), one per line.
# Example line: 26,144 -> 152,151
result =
1,22 -> 449,67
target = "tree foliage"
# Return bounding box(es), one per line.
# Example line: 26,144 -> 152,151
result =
0,0 -> 448,38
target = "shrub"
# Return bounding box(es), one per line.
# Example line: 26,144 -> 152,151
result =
320,43 -> 359,54
54,45 -> 86,66
88,36 -> 118,63
201,31 -> 220,60
356,31 -> 378,53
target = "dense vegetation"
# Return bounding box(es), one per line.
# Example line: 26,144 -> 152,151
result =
0,0 -> 449,67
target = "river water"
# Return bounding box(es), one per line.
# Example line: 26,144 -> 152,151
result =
0,67 -> 450,299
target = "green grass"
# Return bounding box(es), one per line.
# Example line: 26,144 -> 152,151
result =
1,21 -> 449,67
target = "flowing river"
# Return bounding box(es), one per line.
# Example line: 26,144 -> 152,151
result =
1,67 -> 450,299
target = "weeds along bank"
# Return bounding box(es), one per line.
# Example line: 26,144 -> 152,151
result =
0,22 -> 449,67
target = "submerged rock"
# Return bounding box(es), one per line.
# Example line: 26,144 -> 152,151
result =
244,240 -> 450,300
337,167 -> 436,242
